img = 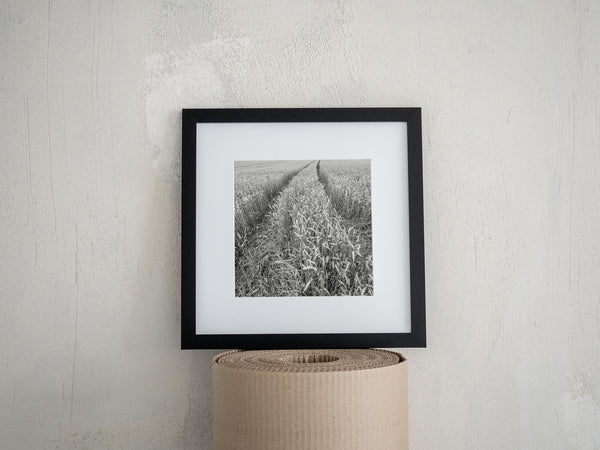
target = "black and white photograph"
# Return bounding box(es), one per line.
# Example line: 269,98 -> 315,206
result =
234,159 -> 373,297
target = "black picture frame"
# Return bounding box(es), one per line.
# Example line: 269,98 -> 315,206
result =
181,108 -> 425,349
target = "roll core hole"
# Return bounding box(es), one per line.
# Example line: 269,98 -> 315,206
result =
282,354 -> 340,363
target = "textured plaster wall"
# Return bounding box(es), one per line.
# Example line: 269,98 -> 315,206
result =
1,1 -> 599,449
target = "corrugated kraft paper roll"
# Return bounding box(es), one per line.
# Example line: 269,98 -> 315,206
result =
213,349 -> 407,450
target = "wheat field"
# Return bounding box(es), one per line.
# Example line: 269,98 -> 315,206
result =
234,159 -> 373,297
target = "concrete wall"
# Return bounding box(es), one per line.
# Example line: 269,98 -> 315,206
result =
1,1 -> 599,448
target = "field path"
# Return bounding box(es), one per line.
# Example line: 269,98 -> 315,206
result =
235,160 -> 313,261
235,162 -> 316,296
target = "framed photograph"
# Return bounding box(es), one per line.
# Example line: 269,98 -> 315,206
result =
181,108 -> 425,349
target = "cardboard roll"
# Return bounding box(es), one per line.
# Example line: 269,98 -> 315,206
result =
213,349 -> 407,450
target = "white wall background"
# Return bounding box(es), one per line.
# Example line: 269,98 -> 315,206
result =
1,1 -> 599,448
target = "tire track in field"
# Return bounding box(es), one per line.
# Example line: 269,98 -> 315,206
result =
235,161 -> 317,297
315,160 -> 374,294
316,160 -> 372,235
235,160 -> 314,262
316,160 -> 343,217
